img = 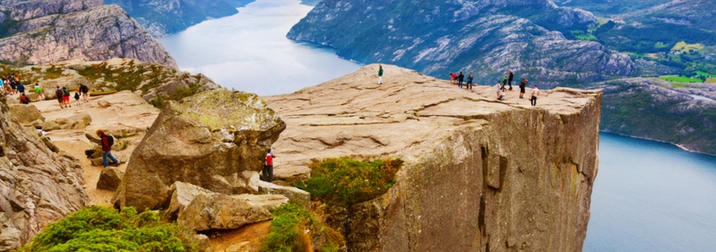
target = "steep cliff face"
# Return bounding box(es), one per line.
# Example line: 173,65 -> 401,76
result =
0,96 -> 89,251
264,65 -> 600,251
104,0 -> 248,38
287,0 -> 630,87
0,0 -> 177,68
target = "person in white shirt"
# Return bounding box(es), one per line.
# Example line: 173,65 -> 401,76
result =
531,84 -> 540,106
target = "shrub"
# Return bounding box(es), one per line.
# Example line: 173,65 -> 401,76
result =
294,157 -> 403,207
21,206 -> 200,252
260,204 -> 344,252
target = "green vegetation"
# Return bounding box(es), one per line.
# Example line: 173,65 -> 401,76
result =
21,206 -> 201,252
294,157 -> 403,207
569,30 -> 597,41
260,204 -> 344,252
659,75 -> 703,83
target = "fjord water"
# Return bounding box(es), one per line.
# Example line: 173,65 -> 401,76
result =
157,1 -> 716,250
584,133 -> 716,251
158,0 -> 361,96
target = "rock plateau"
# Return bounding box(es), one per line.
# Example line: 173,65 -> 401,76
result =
264,64 -> 601,251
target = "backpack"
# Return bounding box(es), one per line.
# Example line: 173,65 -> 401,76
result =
56,89 -> 63,97
63,89 -> 70,96
106,134 -> 114,146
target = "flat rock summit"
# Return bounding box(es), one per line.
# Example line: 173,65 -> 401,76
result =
265,64 -> 602,251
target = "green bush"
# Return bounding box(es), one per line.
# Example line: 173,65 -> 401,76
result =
22,206 -> 200,252
260,204 -> 344,252
294,157 -> 403,207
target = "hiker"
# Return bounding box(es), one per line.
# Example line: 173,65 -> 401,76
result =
10,79 -> 16,94
378,64 -> 383,84
79,83 -> 89,103
263,149 -> 276,182
457,72 -> 465,88
507,70 -> 514,91
19,93 -> 30,104
501,75 -> 508,91
96,130 -> 119,167
466,72 -> 474,89
519,78 -> 528,99
55,86 -> 65,108
16,82 -> 24,94
531,84 -> 540,106
0,77 -> 4,94
62,87 -> 71,107
74,91 -> 81,106
34,83 -> 44,100
495,81 -> 504,101
450,73 -> 457,84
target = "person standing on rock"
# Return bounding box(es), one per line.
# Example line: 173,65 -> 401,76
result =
62,87 -> 71,108
466,72 -> 474,89
531,84 -> 540,106
79,83 -> 89,103
34,83 -> 44,100
16,82 -> 24,95
450,73 -> 457,84
458,71 -> 465,88
519,78 -> 528,99
501,75 -> 508,91
508,70 -> 514,91
378,64 -> 384,85
55,86 -> 65,109
263,149 -> 276,182
97,130 -> 119,168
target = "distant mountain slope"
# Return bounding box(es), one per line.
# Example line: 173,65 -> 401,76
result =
104,0 -> 254,38
288,0 -> 634,86
552,0 -> 671,15
0,0 -> 177,68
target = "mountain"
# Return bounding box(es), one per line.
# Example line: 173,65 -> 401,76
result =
0,0 -> 177,68
104,0 -> 254,38
288,0 -> 634,87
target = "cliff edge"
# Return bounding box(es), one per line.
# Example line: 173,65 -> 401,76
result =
264,64 -> 601,251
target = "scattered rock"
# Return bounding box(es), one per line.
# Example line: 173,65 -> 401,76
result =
258,182 -> 311,210
177,193 -> 273,232
41,121 -> 61,131
97,100 -> 111,108
96,167 -> 124,191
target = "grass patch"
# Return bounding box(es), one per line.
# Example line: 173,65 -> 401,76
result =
260,204 -> 344,252
672,41 -> 704,53
654,42 -> 670,49
569,30 -> 597,41
21,206 -> 200,252
706,78 -> 716,84
294,157 -> 403,207
659,75 -> 703,83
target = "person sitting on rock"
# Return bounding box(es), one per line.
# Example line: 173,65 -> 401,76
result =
263,149 -> 276,182
495,81 -> 504,101
19,93 -> 30,104
96,130 -> 119,168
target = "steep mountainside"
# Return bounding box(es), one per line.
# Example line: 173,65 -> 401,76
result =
0,0 -> 176,68
104,0 -> 252,38
0,95 -> 89,251
265,65 -> 601,251
288,0 -> 634,87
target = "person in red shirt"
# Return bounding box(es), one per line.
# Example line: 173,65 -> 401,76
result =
96,130 -> 119,167
262,149 -> 276,182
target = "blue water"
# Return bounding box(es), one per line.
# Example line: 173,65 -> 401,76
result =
156,1 -> 716,251
584,133 -> 716,251
157,0 -> 361,96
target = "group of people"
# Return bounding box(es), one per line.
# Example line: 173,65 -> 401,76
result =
55,83 -> 90,109
447,69 -> 541,106
449,71 -> 475,89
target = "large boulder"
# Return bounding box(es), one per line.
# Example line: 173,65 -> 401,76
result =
96,167 -> 124,191
113,89 -> 286,211
163,182 -> 288,231
8,104 -> 43,126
